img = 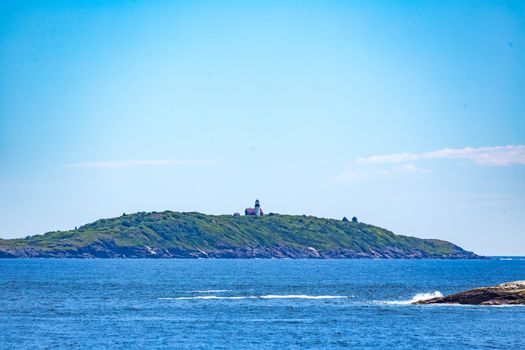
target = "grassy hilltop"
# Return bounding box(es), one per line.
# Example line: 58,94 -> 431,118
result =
0,211 -> 479,258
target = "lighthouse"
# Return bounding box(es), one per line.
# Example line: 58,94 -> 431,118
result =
245,199 -> 264,216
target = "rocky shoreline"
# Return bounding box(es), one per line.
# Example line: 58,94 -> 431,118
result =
0,211 -> 481,259
0,244 -> 481,259
415,281 -> 525,305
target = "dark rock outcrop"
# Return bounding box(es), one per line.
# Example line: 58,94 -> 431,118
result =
415,281 -> 525,305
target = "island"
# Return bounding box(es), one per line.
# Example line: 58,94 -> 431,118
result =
0,210 -> 481,259
415,281 -> 525,305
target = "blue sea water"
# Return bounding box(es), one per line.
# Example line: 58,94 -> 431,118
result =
1,259 -> 524,349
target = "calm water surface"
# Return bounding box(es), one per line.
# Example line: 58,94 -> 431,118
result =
1,258 -> 524,349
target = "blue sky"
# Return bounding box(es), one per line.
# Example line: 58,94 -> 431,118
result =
1,0 -> 524,255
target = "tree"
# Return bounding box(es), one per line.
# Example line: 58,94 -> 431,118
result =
342,217 -> 349,222
352,217 -> 358,223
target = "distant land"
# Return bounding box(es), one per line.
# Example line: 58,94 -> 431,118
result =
0,211 -> 481,259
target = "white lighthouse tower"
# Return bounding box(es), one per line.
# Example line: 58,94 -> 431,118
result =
254,199 -> 261,216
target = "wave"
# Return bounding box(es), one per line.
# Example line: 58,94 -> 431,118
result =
259,295 -> 349,299
160,296 -> 246,300
380,291 -> 443,305
189,290 -> 230,293
159,294 -> 351,301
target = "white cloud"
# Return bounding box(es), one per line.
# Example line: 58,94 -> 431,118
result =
357,145 -> 525,167
65,159 -> 212,169
333,145 -> 524,184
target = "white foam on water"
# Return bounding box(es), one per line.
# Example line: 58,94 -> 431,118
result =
380,291 -> 444,305
258,295 -> 349,299
409,291 -> 444,303
189,290 -> 230,293
159,294 -> 351,301
161,296 -> 247,300
484,304 -> 525,307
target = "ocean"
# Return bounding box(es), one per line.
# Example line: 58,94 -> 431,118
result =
1,258 -> 524,349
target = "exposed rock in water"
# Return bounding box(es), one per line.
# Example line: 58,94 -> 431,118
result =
415,281 -> 525,305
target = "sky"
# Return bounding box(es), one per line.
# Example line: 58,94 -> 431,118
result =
1,0 -> 524,256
